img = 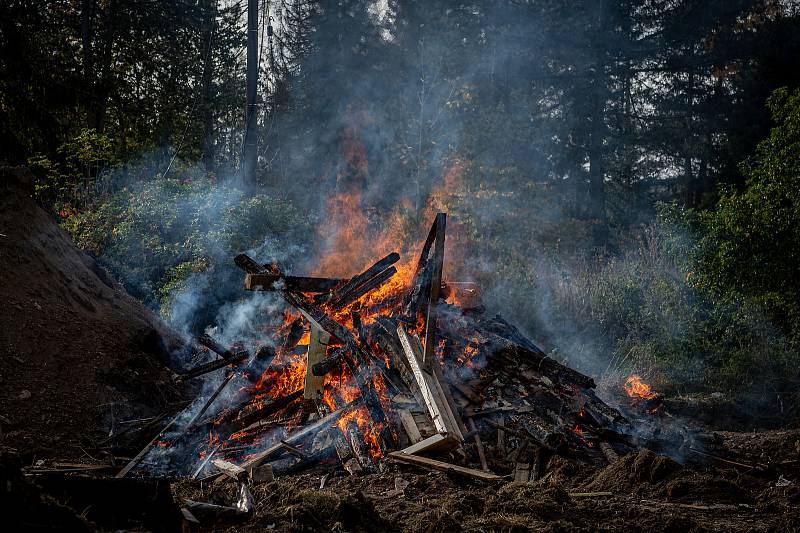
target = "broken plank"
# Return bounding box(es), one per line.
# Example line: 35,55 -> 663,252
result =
329,266 -> 397,310
327,252 -> 399,305
388,451 -> 502,482
398,408 -> 423,444
176,351 -> 248,382
397,326 -> 462,444
304,324 -> 330,399
422,213 -> 446,366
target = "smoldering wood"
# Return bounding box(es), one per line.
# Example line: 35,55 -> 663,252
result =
231,389 -> 304,430
186,372 -> 236,428
198,333 -> 240,360
234,253 -> 266,274
245,273 -> 344,293
116,411 -> 185,478
422,212 -> 446,365
176,350 -> 249,382
329,265 -> 397,310
326,252 -> 399,305
312,347 -> 345,376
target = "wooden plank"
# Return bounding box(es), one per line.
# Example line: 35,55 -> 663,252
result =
467,418 -> 489,472
400,433 -> 459,455
329,266 -> 397,310
176,350 -> 248,382
388,451 -> 502,482
514,463 -> 531,483
422,213 -> 446,365
303,324 -> 330,399
396,326 -> 462,444
328,252 -> 399,303
398,409 -> 422,444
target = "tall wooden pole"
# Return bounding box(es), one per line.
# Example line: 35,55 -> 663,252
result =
243,0 -> 258,186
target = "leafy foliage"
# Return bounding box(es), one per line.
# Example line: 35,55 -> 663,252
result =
693,88 -> 800,340
62,174 -> 312,312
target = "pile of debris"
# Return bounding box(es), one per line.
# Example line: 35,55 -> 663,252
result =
118,213 -> 636,487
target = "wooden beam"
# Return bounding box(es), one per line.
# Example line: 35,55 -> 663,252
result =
326,252 -> 399,307
303,324 -> 330,399
422,213 -> 446,366
244,273 -> 344,293
388,451 -> 502,482
396,326 -> 462,444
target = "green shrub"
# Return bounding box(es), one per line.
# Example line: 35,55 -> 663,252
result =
693,87 -> 800,341
62,174 -> 312,314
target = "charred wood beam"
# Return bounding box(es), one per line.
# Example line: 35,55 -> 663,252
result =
245,273 -> 344,293
234,253 -> 265,274
186,373 -> 236,429
329,265 -> 397,310
198,333 -> 240,360
422,213 -> 446,366
311,347 -> 345,377
232,389 -> 304,430
325,252 -> 399,306
176,350 -> 249,382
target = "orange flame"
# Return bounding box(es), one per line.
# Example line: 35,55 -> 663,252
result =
624,374 -> 657,400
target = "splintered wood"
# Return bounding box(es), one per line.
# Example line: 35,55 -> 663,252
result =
120,212 -> 638,486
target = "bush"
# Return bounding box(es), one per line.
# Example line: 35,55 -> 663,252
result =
62,174 -> 312,318
693,87 -> 800,341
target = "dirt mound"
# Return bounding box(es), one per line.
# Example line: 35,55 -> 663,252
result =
0,167 -> 186,457
582,449 -> 682,494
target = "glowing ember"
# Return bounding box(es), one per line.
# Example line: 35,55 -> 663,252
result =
624,374 -> 657,400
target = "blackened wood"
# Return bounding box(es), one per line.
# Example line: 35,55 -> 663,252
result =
330,266 -> 397,310
234,253 -> 265,274
312,348 -> 345,376
176,350 -> 249,382
198,333 -> 238,360
328,252 -> 399,303
186,373 -> 236,428
422,213 -> 446,365
402,215 -> 439,320
283,318 -> 304,348
116,412 -> 184,478
245,273 -> 344,293
467,418 -> 489,472
232,389 -> 304,429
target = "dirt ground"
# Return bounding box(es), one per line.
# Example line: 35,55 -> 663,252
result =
162,425 -> 800,533
0,167 -> 186,456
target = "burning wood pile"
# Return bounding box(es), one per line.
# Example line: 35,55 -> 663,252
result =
118,213 -> 636,484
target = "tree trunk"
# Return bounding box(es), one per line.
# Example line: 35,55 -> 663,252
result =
200,0 -> 217,176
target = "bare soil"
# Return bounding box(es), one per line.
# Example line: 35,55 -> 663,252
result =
0,167 -> 186,457
170,428 -> 800,532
